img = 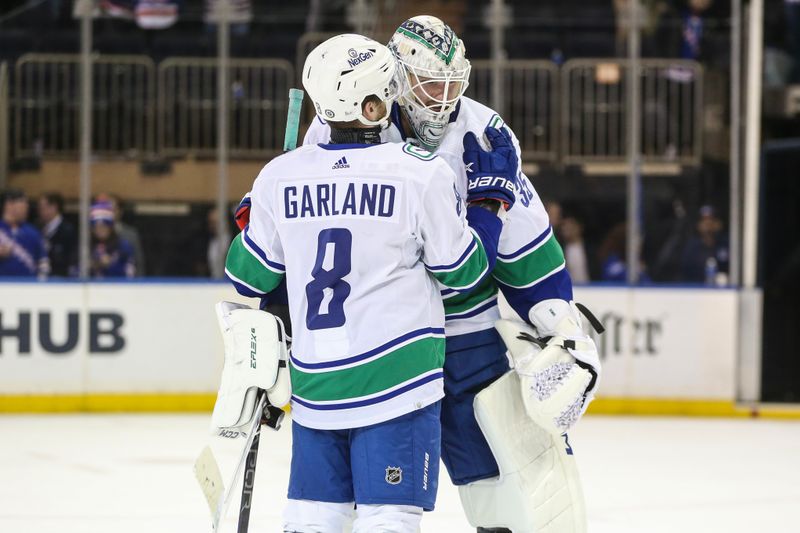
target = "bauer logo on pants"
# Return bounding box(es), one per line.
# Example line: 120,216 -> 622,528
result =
385,466 -> 402,485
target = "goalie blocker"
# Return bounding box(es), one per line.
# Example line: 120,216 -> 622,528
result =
212,301 -> 292,430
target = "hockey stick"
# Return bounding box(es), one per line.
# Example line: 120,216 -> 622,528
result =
236,400 -> 285,532
195,88 -> 305,533
194,392 -> 267,531
231,87 -> 305,533
283,88 -> 304,152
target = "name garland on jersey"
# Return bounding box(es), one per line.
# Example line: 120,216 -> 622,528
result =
282,179 -> 400,222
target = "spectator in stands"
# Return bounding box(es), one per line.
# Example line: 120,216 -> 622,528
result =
206,206 -> 225,279
647,198 -> 691,281
89,201 -> 135,279
680,204 -> 729,284
680,0 -> 713,60
37,192 -> 76,277
0,189 -> 49,278
545,200 -> 564,241
95,193 -> 145,276
597,222 -> 650,283
561,216 -> 591,283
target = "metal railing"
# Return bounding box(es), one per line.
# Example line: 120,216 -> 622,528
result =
7,53 -> 705,168
0,62 -> 8,188
561,59 -> 703,165
468,60 -> 559,162
14,54 -> 155,158
158,58 -> 293,157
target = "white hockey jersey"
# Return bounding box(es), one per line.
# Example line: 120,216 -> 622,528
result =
305,97 -> 572,336
225,141 -> 496,430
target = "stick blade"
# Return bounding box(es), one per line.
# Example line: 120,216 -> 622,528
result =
194,445 -> 225,530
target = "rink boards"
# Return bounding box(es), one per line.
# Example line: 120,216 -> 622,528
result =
0,281 -> 767,415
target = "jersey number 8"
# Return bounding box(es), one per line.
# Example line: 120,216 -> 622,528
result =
305,228 -> 352,330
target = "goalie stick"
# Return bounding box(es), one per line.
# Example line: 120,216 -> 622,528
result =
194,88 -> 304,532
194,393 -> 286,531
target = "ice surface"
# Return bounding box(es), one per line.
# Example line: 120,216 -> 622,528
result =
1,414 -> 798,533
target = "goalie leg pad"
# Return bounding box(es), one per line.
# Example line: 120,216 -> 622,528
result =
211,301 -> 291,430
458,370 -> 587,533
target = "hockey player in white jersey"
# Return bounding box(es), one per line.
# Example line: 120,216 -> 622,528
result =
300,16 -> 603,533
224,34 -> 520,532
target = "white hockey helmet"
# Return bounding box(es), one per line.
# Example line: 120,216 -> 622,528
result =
388,15 -> 471,149
302,34 -> 398,127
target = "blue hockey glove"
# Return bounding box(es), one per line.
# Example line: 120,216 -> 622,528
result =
462,126 -> 519,210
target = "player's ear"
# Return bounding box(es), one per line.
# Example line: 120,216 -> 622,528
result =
361,95 -> 385,122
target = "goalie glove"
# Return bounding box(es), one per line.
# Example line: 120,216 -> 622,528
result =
495,299 -> 603,435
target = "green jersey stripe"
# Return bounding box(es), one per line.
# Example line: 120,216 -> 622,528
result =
493,233 -> 566,288
290,336 -> 445,402
225,233 -> 284,294
443,277 -> 499,315
431,236 -> 489,291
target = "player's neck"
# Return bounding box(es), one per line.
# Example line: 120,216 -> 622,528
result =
328,126 -> 382,145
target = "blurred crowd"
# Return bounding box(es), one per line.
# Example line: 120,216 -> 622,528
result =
0,189 -> 144,279
545,199 -> 729,285
0,187 -> 729,285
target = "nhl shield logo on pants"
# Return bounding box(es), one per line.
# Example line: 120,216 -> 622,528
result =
385,466 -> 402,485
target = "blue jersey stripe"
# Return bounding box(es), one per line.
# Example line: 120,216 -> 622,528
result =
242,225 -> 285,271
291,371 -> 443,410
290,327 -> 446,370
499,267 -> 573,321
425,238 -> 477,272
445,297 -> 498,321
225,271 -> 266,297
497,226 -> 552,261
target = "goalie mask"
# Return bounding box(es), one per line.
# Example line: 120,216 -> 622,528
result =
389,16 -> 471,150
302,34 -> 399,127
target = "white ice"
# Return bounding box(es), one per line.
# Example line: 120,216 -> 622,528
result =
1,414 -> 798,533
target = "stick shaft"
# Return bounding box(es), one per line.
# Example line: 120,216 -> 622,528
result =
283,88 -> 304,152
236,424 -> 262,532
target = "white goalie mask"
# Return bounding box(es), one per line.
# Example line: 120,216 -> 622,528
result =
388,16 -> 471,150
302,34 -> 399,127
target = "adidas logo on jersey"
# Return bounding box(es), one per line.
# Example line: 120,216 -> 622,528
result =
332,156 -> 350,169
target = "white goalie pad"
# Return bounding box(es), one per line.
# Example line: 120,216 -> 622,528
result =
458,370 -> 587,533
211,301 -> 291,430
